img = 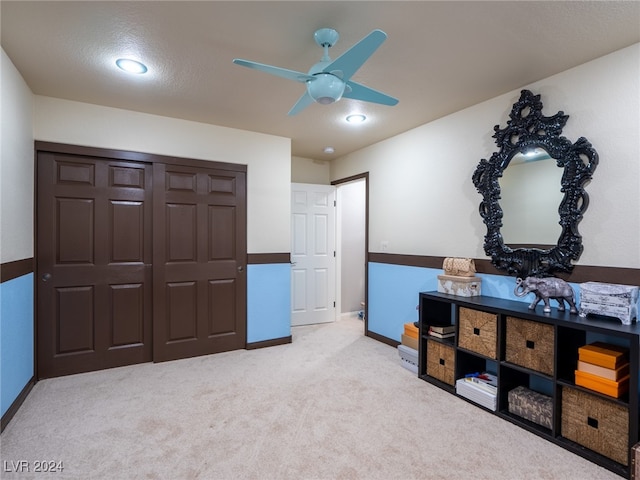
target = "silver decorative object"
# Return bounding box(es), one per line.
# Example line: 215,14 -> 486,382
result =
514,276 -> 578,314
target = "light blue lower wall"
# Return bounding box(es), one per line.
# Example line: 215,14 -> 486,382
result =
247,264 -> 291,343
1,273 -> 34,417
368,264 -> 437,340
367,262 -> 583,342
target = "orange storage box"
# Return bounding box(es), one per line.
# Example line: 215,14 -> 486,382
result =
404,322 -> 418,339
575,369 -> 630,398
578,342 -> 628,369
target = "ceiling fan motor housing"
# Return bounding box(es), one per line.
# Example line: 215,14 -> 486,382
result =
307,73 -> 345,104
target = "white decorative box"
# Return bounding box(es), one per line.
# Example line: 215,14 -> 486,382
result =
437,275 -> 481,297
397,344 -> 418,374
579,282 -> 639,325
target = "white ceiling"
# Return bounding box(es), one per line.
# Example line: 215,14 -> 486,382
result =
2,1 -> 639,161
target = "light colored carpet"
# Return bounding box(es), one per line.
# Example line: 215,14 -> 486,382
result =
0,317 -> 620,480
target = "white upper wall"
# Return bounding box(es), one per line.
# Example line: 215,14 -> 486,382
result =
0,49 -> 34,264
33,96 -> 292,254
291,155 -> 331,184
331,44 -> 640,269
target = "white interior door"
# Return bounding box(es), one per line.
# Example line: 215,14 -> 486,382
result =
291,183 -> 336,326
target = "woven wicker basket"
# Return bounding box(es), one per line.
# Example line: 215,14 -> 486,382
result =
426,338 -> 455,386
505,316 -> 554,375
458,307 -> 497,359
561,386 -> 629,465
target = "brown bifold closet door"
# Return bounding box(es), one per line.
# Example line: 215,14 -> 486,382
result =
37,146 -> 247,377
37,152 -> 153,378
152,162 -> 247,362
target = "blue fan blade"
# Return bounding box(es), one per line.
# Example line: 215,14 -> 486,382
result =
288,92 -> 315,115
233,59 -> 315,83
343,80 -> 398,106
322,30 -> 387,82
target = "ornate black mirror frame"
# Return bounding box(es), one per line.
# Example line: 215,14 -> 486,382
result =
472,90 -> 598,278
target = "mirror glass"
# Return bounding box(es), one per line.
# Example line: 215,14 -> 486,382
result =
499,148 -> 563,248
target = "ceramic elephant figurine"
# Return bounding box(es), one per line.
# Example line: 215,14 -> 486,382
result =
514,277 -> 578,314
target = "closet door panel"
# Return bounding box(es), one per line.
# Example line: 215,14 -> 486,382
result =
153,163 -> 246,362
37,153 -> 152,378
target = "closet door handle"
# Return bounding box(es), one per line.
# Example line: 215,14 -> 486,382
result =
42,273 -> 52,282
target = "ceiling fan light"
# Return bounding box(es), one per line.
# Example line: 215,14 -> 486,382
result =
307,73 -> 344,105
317,97 -> 335,105
346,114 -> 366,124
116,58 -> 148,74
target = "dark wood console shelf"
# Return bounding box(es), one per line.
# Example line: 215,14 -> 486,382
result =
418,291 -> 639,478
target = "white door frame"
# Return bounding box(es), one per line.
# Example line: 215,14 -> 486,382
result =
333,173 -> 368,328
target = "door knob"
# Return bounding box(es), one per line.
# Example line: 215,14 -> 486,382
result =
237,266 -> 244,272
42,273 -> 52,282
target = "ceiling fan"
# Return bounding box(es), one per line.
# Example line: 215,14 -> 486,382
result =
233,28 -> 399,115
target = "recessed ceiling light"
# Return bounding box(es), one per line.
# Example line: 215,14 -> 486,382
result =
116,58 -> 148,74
346,114 -> 366,124
323,146 -> 335,154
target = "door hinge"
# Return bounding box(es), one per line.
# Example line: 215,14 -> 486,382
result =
333,251 -> 336,257
334,200 -> 336,207
333,301 -> 336,308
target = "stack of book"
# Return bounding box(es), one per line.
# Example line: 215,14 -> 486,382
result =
455,372 -> 498,411
428,324 -> 455,340
575,341 -> 630,398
